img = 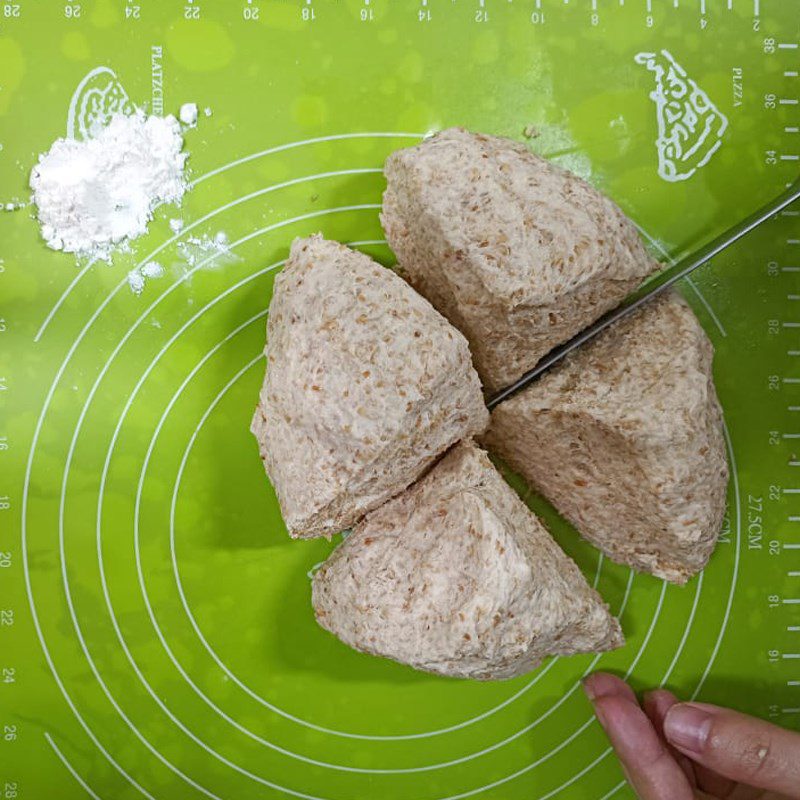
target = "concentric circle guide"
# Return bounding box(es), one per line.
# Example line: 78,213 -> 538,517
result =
5,2 -> 798,797
17,134 -> 739,800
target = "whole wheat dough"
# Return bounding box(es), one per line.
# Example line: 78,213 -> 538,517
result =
381,128 -> 661,392
312,441 -> 623,679
251,235 -> 488,539
483,291 -> 728,584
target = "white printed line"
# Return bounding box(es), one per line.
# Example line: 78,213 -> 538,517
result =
84,220 -> 614,785
789,628 -> 800,632
34,258 -> 98,343
789,295 -> 800,301
783,323 -> 800,328
779,43 -> 800,49
690,418 -> 741,701
783,211 -> 800,217
783,155 -> 800,162
33,132 -> 418,343
783,487 -> 800,492
661,573 -> 704,686
190,132 -> 422,187
34,211 -> 389,799
787,71 -> 800,78
700,0 -> 706,14
781,99 -> 800,106
61,214 -> 392,792
149,256 -> 563,746
788,571 -> 800,577
600,781 -> 628,800
434,573 -> 640,800
784,544 -> 800,549
783,435 -> 800,440
753,0 -> 759,14
682,279 -> 727,337
598,782 -> 626,800
25,383 -> 157,797
636,228 -> 727,338
782,653 -> 800,659
127,297 -> 565,770
783,378 -> 800,384
784,267 -> 800,273
45,733 -> 104,800
788,127 -> 800,134
783,707 -> 800,713
783,598 -> 800,604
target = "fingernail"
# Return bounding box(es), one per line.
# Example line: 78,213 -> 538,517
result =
582,672 -> 621,701
663,703 -> 714,755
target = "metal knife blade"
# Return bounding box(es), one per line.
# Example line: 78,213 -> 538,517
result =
487,179 -> 800,411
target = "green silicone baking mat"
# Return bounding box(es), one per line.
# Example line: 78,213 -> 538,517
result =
1,1 -> 799,797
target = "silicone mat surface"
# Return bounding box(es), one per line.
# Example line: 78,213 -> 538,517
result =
1,1 -> 800,798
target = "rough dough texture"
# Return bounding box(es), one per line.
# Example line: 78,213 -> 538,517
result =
483,292 -> 728,584
381,128 -> 661,392
251,235 -> 488,539
312,442 -> 623,680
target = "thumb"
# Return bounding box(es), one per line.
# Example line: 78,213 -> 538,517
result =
663,702 -> 800,798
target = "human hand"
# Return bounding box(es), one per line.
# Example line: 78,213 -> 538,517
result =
583,672 -> 800,799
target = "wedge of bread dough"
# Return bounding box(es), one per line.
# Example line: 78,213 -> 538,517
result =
312,442 -> 623,680
483,291 -> 728,584
251,235 -> 489,540
381,128 -> 661,392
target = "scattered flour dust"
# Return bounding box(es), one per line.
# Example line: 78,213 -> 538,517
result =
179,102 -> 198,127
28,104 -> 231,294
127,259 -> 164,295
29,110 -> 187,261
177,230 -> 232,267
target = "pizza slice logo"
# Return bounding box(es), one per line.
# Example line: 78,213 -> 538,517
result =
67,66 -> 135,140
635,50 -> 728,183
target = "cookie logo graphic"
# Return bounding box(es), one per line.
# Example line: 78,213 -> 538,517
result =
635,50 -> 728,183
67,66 -> 135,140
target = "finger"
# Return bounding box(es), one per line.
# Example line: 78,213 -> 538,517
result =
584,671 -> 638,703
645,693 -> 738,799
663,702 -> 800,798
643,688 -> 680,735
695,764 -> 739,799
646,694 -> 749,799
584,674 -> 696,800
643,690 -> 700,789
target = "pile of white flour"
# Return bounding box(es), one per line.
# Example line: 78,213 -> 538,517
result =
30,110 -> 187,261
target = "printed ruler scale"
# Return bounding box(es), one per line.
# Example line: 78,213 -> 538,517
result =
0,1 -> 799,799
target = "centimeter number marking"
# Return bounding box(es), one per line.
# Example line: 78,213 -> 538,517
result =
765,4 -> 800,711
0,0 -> 767,25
